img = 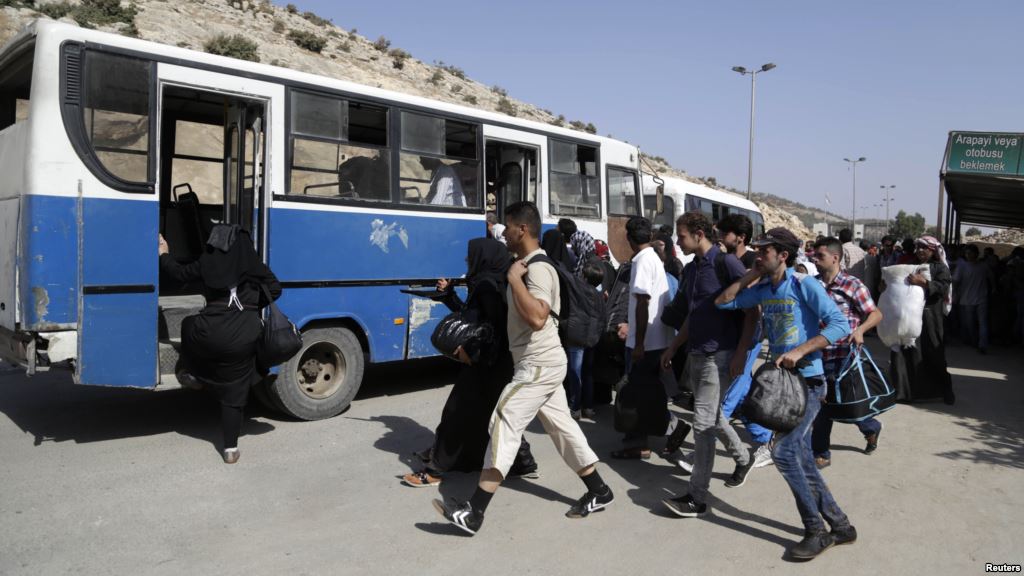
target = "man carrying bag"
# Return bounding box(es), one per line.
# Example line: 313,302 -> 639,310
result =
715,227 -> 857,562
809,237 -> 886,469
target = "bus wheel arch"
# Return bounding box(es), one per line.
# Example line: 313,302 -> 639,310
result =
267,323 -> 366,421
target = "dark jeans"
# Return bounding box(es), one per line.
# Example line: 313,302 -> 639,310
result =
772,379 -> 851,533
566,346 -> 595,412
811,411 -> 881,459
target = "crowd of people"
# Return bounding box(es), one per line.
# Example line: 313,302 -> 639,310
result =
405,201 -> 990,562
160,202 -> 1016,561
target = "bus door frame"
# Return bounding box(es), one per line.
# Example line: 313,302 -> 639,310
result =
482,126 -> 546,222
156,64 -> 283,261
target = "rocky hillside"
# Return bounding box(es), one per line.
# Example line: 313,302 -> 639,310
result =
1,0 -> 811,236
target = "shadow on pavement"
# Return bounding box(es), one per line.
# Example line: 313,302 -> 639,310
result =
0,370 -> 274,453
355,357 -> 460,401
903,344 -> 1024,470
349,414 -> 435,472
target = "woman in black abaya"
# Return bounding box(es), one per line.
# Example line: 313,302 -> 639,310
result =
158,225 -> 281,463
402,238 -> 537,486
889,235 -> 955,405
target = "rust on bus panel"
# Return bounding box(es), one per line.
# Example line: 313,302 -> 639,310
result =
32,286 -> 50,323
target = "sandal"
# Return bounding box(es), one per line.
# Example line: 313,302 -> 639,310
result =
402,470 -> 442,487
610,447 -> 651,460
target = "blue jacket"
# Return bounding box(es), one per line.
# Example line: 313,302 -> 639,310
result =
717,268 -> 850,378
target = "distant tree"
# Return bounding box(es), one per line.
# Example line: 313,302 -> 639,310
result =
496,96 -> 517,117
965,226 -> 982,236
890,210 -> 926,239
287,29 -> 326,53
372,36 -> 391,52
389,48 -> 409,70
204,34 -> 260,62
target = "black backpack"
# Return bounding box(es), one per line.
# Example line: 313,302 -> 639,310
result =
528,254 -> 605,348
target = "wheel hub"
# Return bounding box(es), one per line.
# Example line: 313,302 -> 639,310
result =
295,342 -> 346,400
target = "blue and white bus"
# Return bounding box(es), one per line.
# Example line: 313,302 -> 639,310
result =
641,174 -> 764,264
0,21 -> 647,419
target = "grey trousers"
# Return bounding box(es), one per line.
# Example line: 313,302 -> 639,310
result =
687,350 -> 750,505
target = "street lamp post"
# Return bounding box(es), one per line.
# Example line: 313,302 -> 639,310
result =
732,63 -> 776,200
880,185 -> 896,230
844,157 -> 867,232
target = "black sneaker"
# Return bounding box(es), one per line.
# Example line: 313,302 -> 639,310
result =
508,463 -> 540,480
724,457 -> 754,488
566,488 -> 614,518
662,493 -> 707,518
831,524 -> 858,546
790,530 -> 835,561
662,421 -> 692,456
432,498 -> 483,536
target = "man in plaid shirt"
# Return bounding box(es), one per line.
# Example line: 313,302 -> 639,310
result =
810,237 -> 884,469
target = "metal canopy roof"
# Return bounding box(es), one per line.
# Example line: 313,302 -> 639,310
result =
941,131 -> 1024,232
943,173 -> 1024,228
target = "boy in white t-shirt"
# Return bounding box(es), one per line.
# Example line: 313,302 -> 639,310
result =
611,217 -> 690,460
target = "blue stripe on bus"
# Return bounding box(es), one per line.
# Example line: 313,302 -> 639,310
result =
21,194 -> 79,328
268,207 -> 485,282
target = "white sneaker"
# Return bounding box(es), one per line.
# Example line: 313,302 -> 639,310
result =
675,450 -> 695,474
752,443 -> 774,468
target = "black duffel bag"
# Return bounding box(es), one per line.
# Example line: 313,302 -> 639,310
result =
430,311 -> 493,359
256,284 -> 303,369
742,362 -> 807,432
826,347 -> 896,423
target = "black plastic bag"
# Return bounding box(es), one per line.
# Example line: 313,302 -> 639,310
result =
826,347 -> 896,423
430,311 -> 493,359
613,362 -> 669,435
256,285 -> 303,369
742,362 -> 807,432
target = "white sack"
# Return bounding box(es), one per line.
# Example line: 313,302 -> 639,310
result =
878,264 -> 930,348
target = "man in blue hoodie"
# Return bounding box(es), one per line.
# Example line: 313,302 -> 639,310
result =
714,227 -> 857,562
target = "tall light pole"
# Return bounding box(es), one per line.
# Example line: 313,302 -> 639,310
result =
732,63 -> 776,200
880,185 -> 895,230
844,157 -> 867,231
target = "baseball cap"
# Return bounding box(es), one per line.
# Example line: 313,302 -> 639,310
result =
750,227 -> 801,251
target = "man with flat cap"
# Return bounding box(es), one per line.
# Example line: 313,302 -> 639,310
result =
714,227 -> 858,562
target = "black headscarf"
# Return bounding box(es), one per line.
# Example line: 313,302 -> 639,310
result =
199,224 -> 259,290
466,237 -> 510,297
541,229 -> 573,269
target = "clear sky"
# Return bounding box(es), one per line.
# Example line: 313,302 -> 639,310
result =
295,0 -> 1021,227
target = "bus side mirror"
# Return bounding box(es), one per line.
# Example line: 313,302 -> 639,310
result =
655,183 -> 664,215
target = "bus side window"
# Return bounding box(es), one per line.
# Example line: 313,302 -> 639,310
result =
81,52 -> 152,184
550,140 -> 600,219
0,45 -> 32,131
398,111 -> 480,208
288,90 -> 390,201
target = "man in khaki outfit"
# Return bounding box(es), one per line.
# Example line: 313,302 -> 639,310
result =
434,201 -> 613,536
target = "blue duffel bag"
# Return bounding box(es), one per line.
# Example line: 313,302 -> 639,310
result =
826,347 -> 896,423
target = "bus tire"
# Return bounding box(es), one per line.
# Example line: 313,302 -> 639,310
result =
268,326 -> 365,420
252,376 -> 284,414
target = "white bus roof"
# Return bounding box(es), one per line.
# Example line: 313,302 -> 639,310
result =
641,173 -> 761,213
17,20 -> 636,151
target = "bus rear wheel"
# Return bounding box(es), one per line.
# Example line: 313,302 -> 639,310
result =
268,326 -> 365,420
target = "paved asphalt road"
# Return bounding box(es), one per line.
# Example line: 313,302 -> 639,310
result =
1,339 -> 1021,576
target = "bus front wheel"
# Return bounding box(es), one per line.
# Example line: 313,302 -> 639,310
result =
269,326 -> 365,420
